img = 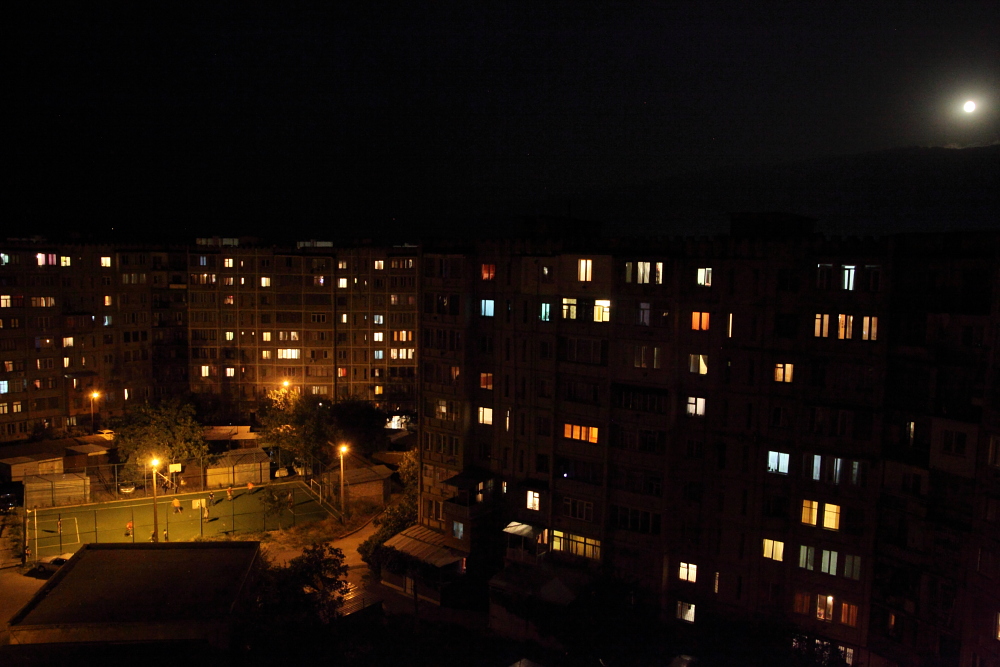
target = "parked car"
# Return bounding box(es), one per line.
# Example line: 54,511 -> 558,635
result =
37,553 -> 75,573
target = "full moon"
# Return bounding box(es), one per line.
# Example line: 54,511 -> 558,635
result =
964,100 -> 976,112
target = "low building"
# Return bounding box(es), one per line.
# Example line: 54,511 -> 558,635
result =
6,542 -> 262,649
322,464 -> 394,507
204,448 -> 269,488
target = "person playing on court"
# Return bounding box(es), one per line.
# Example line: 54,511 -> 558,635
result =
171,497 -> 182,514
247,480 -> 254,495
126,520 -> 133,537
227,486 -> 233,501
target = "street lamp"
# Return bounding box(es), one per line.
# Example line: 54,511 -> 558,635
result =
150,458 -> 160,542
90,391 -> 100,434
339,445 -> 348,521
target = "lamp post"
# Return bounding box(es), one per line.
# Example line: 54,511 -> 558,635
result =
90,391 -> 100,434
150,458 -> 160,542
339,445 -> 348,521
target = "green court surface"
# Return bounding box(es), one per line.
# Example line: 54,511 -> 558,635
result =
26,481 -> 328,559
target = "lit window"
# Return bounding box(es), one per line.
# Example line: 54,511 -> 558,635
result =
373,332 -> 383,342
527,491 -> 540,511
688,354 -> 708,375
374,350 -> 384,360
260,277 -> 271,287
277,349 -> 300,359
480,300 -> 494,317
481,263 -> 496,280
823,503 -> 841,530
676,601 -> 696,623
540,303 -> 551,321
843,555 -> 861,580
686,396 -> 706,417
697,267 -> 712,286
816,595 -> 834,622
563,423 -> 599,443
374,385 -> 383,395
562,298 -> 577,320
223,258 -> 233,268
767,451 -> 789,474
337,368 -> 347,378
225,367 -> 235,377
801,500 -> 819,525
225,331 -> 235,341
60,256 -> 71,267
679,562 -> 697,582
691,311 -> 710,330
799,545 -> 815,570
624,262 -> 633,283
314,275 -> 326,286
814,313 -> 830,338
261,350 -> 272,359
593,299 -> 611,322
763,539 -> 784,561
340,314 -> 348,323
337,260 -> 347,270
862,316 -> 878,341
0,381 -> 7,395
841,265 -> 855,291
840,603 -> 858,627
62,337 -> 74,347
338,278 -> 348,289
578,259 -> 592,282
774,363 -> 794,382
637,261 -> 650,284
224,295 -> 234,305
374,260 -> 384,270
478,407 -> 493,425
101,256 -> 111,267
552,530 -> 601,560
655,262 -> 663,284
479,372 -> 493,390
262,332 -> 272,342
713,572 -> 720,593
821,550 -> 839,575
837,314 -> 853,339
452,521 -> 464,540
201,365 -> 210,377
995,612 -> 1000,640
374,315 -> 384,324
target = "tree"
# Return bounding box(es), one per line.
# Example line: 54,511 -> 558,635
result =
260,487 -> 290,530
110,399 -> 207,471
258,391 -> 389,463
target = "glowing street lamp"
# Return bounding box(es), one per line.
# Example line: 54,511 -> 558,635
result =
339,444 -> 348,521
150,458 -> 160,542
90,391 -> 100,434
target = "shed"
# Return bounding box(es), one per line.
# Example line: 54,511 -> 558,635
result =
322,464 -> 393,506
23,473 -> 91,508
205,448 -> 269,489
0,441 -> 66,482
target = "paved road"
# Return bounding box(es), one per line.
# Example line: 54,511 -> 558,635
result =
265,518 -> 378,587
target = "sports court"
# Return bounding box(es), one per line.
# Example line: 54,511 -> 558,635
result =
26,481 -> 329,558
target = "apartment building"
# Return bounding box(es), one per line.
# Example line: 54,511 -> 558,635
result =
0,237 -> 420,443
405,219 -> 999,666
185,239 -> 419,414
0,243 -> 159,441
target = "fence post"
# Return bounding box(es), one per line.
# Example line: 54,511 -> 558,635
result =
114,464 -> 119,500
94,509 -> 98,543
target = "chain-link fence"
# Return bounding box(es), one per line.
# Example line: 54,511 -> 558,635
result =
17,447 -> 329,510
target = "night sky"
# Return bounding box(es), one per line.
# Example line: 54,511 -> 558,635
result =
8,3 -> 999,242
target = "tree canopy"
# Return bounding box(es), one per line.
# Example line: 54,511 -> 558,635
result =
258,391 -> 388,463
110,399 -> 207,467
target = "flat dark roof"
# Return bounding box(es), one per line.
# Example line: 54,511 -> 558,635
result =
10,542 -> 260,627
